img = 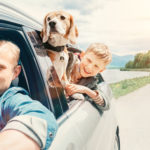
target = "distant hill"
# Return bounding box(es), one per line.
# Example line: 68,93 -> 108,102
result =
107,54 -> 134,68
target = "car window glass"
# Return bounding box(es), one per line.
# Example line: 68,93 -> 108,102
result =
24,28 -> 68,118
0,29 -> 30,94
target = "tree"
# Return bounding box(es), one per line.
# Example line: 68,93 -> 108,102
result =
125,50 -> 150,68
125,61 -> 134,68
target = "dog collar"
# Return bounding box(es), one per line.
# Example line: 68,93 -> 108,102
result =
43,43 -> 65,52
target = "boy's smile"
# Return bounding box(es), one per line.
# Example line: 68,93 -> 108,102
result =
80,52 -> 106,78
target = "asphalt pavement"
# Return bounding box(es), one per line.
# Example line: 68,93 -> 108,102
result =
115,84 -> 150,150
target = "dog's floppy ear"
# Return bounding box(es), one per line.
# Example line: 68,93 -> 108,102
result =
67,15 -> 78,44
41,15 -> 50,43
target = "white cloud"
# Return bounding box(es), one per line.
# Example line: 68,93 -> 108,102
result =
3,0 -> 150,55
76,0 -> 150,54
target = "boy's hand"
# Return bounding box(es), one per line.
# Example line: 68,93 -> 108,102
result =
65,84 -> 104,106
65,84 -> 87,96
65,84 -> 97,98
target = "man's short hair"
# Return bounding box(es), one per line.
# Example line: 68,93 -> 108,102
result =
0,40 -> 20,65
85,43 -> 112,64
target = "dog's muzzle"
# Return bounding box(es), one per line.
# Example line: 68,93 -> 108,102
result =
49,21 -> 56,28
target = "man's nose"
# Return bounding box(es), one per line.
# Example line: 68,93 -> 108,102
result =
49,21 -> 56,28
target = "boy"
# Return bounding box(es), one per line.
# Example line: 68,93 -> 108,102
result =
65,43 -> 112,111
0,40 -> 57,150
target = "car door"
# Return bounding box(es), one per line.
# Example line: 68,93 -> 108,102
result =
0,22 -> 118,150
24,28 -> 118,150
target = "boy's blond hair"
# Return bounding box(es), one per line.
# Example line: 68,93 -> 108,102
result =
0,40 -> 20,65
85,43 -> 112,65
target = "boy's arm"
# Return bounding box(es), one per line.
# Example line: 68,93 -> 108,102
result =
82,87 -> 105,106
94,82 -> 112,111
65,82 -> 112,111
65,84 -> 105,106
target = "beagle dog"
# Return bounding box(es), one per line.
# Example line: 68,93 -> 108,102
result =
41,10 -> 78,86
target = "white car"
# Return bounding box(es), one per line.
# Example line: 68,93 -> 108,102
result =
0,2 -> 120,150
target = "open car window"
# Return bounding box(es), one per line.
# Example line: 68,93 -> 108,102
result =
0,25 -> 51,108
24,27 -> 69,119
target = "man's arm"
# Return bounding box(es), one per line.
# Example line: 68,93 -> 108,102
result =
0,130 -> 40,150
1,88 -> 58,150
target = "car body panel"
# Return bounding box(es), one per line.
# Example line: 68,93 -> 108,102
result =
50,100 -> 117,150
0,1 -> 41,30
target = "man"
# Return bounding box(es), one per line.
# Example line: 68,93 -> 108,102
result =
0,40 -> 58,150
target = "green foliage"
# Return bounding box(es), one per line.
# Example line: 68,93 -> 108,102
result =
125,60 -> 133,68
110,75 -> 150,99
120,68 -> 150,72
125,50 -> 150,68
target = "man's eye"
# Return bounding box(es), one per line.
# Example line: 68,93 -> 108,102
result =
47,17 -> 51,21
60,15 -> 65,20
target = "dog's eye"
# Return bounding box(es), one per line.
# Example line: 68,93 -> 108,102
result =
60,15 -> 65,20
47,17 -> 51,21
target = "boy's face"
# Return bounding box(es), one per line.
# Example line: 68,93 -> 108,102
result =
80,51 -> 106,78
0,48 -> 20,95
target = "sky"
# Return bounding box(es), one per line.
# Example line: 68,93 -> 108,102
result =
2,0 -> 150,56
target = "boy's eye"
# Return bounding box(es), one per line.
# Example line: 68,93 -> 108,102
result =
0,65 -> 5,70
95,65 -> 99,68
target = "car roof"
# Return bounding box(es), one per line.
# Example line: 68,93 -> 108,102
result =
0,1 -> 42,31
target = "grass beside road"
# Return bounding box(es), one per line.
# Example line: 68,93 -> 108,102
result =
109,75 -> 150,99
120,68 -> 150,72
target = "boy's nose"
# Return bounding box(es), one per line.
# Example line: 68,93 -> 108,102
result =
86,65 -> 92,73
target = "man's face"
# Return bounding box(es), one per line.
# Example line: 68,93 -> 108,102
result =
0,50 -> 17,95
80,52 -> 106,78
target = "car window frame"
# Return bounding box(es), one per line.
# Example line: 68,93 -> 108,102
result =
23,27 -> 71,119
0,22 -> 52,110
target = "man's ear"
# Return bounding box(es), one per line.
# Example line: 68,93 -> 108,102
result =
13,65 -> 21,80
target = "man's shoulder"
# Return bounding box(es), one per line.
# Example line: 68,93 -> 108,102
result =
1,87 -> 57,125
0,87 -> 28,103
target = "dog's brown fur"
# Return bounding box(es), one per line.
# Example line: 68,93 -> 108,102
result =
41,11 -> 78,87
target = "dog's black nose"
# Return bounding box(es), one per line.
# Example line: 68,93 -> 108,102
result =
49,21 -> 56,28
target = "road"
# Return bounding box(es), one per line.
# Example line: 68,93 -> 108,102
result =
115,84 -> 150,150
